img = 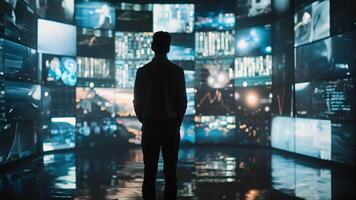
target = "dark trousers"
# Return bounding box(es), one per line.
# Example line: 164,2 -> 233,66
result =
141,119 -> 180,200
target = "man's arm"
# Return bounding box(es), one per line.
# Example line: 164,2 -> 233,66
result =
177,68 -> 187,126
133,68 -> 144,122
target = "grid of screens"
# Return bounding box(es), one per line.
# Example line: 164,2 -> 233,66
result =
271,0 -> 356,166
0,0 -> 354,167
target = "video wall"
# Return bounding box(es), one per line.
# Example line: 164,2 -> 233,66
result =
271,0 -> 356,166
0,0 -> 355,166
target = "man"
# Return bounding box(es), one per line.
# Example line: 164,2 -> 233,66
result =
133,31 -> 187,200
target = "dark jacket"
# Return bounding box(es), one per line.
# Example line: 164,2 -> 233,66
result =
133,57 -> 187,125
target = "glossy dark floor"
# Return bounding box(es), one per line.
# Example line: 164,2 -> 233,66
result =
0,147 -> 355,200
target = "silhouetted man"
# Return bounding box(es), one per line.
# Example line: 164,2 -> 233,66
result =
134,31 -> 187,200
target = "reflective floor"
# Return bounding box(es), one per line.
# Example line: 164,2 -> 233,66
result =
0,147 -> 355,200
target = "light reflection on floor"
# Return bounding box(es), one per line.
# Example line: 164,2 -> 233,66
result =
0,147 -> 355,200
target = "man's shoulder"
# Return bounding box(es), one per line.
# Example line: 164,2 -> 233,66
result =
167,61 -> 184,73
137,61 -> 153,73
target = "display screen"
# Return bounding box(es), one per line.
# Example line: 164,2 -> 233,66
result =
295,78 -> 355,121
37,19 -> 77,56
116,88 -> 135,117
116,3 -> 153,32
235,86 -> 272,117
153,4 -> 194,33
115,60 -> 149,89
77,28 -> 114,58
1,0 -> 37,48
234,55 -> 272,87
4,81 -> 41,121
180,116 -> 195,144
1,39 -> 38,83
235,25 -> 272,56
195,5 -> 235,31
294,0 -> 330,47
76,57 -> 115,87
195,31 -> 235,58
272,49 -> 293,84
76,87 -> 118,119
75,1 -> 115,30
0,121 -> 38,166
195,88 -> 235,115
37,0 -> 74,24
42,54 -> 77,86
195,58 -> 234,89
168,33 -> 195,61
186,88 -> 196,115
115,32 -> 153,60
195,115 -> 236,144
295,30 -> 356,82
184,70 -> 195,88
271,84 -> 293,116
236,0 -> 271,19
48,86 -> 75,117
42,117 -> 76,152
331,122 -> 355,165
271,116 -> 295,152
236,117 -> 271,146
295,118 -> 331,160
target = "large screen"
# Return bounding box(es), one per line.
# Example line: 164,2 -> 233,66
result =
235,25 -> 272,56
38,19 -> 77,56
168,33 -> 195,61
294,0 -> 330,47
42,54 -> 77,86
195,115 -> 236,144
195,88 -> 235,115
42,117 -> 76,152
295,78 -> 355,121
4,81 -> 41,121
116,3 -> 153,32
186,88 -> 196,115
235,86 -> 272,117
76,87 -> 118,119
75,1 -> 115,30
195,59 -> 234,89
153,4 -> 194,33
0,0 -> 37,48
76,57 -> 115,87
195,31 -> 235,58
295,118 -> 331,160
0,121 -> 38,166
234,55 -> 272,87
295,30 -> 356,82
115,88 -> 135,117
195,5 -> 235,31
236,0 -> 271,19
331,122 -> 355,165
77,28 -> 114,58
115,60 -> 149,89
271,116 -> 295,152
115,32 -> 153,60
48,86 -> 75,117
1,39 -> 38,83
37,0 -> 75,24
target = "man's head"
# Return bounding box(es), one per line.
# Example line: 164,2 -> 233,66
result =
151,31 -> 171,55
